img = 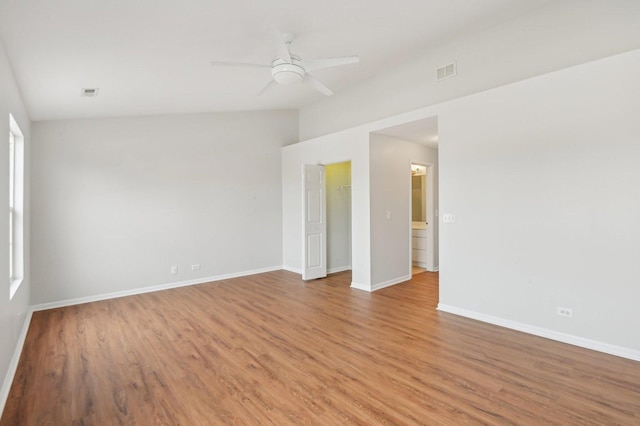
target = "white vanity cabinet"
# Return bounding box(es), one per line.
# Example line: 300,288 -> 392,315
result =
412,227 -> 427,267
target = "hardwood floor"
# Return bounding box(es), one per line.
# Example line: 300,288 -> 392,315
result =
412,266 -> 427,275
2,270 -> 639,425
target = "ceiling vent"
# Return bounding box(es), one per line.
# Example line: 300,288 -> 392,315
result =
436,62 -> 456,81
81,88 -> 99,97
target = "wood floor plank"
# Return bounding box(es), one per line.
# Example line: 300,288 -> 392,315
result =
2,270 -> 640,425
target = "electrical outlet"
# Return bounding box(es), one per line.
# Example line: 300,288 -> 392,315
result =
191,264 -> 201,271
556,307 -> 573,318
442,213 -> 456,224
171,265 -> 178,275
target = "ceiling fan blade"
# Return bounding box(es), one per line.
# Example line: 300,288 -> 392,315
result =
274,32 -> 292,63
210,61 -> 269,68
257,79 -> 278,96
303,56 -> 360,72
305,74 -> 334,96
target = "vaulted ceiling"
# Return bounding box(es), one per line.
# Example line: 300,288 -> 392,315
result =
0,0 -> 552,121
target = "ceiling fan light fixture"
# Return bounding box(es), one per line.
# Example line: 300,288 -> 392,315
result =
271,56 -> 305,85
210,34 -> 359,96
273,70 -> 304,85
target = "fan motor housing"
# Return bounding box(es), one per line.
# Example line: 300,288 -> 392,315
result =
272,55 -> 305,85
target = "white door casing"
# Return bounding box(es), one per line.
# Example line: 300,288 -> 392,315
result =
302,164 -> 327,280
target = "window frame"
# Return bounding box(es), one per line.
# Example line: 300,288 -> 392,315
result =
9,114 -> 24,300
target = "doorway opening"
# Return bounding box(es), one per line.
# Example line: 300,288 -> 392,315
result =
302,161 -> 352,281
326,161 -> 352,274
370,115 -> 439,279
411,163 -> 428,276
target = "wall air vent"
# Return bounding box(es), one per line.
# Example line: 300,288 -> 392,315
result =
81,88 -> 99,97
436,62 -> 456,81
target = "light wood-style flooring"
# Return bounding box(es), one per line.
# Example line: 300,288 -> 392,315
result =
2,270 -> 639,425
412,266 -> 427,275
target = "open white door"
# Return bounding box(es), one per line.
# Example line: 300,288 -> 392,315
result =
302,164 -> 327,280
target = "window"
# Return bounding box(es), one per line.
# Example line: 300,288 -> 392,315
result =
9,114 -> 24,299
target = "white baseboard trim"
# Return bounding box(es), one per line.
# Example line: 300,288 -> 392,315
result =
0,308 -> 33,416
351,275 -> 412,292
282,265 -> 352,275
282,265 -> 302,275
350,282 -> 370,292
32,265 -> 283,312
371,275 -> 411,292
431,266 -> 439,272
328,265 -> 351,274
437,304 -> 640,362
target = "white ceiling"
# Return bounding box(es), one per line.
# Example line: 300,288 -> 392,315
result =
0,0 -> 551,121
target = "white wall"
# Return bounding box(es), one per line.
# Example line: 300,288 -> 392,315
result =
0,40 -> 31,411
281,130 -> 371,288
31,111 -> 297,304
293,47 -> 640,357
299,1 -> 640,140
437,49 -> 640,354
282,127 -> 438,291
325,161 -> 351,273
369,134 -> 438,289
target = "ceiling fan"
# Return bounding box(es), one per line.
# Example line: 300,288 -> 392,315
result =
211,33 -> 359,96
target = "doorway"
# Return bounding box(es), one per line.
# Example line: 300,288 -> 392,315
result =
370,115 -> 439,278
411,163 -> 428,275
301,160 -> 353,281
325,161 -> 352,274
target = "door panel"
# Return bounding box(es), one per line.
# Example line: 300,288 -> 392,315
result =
307,190 -> 322,223
303,164 -> 327,280
307,234 -> 322,268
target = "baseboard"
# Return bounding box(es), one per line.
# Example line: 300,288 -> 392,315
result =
282,265 -> 302,275
351,275 -> 412,292
437,304 -> 640,362
282,265 -> 351,275
32,265 -> 283,312
413,263 -> 438,272
350,282 -> 370,292
328,265 -> 351,274
0,308 -> 33,416
371,275 -> 411,292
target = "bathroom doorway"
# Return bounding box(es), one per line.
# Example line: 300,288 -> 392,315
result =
411,163 -> 428,275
